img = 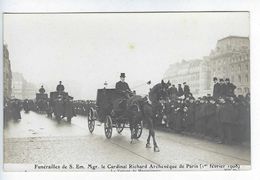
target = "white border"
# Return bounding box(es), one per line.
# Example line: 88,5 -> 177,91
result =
1,0 -> 260,180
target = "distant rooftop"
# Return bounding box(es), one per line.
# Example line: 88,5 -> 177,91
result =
218,35 -> 249,42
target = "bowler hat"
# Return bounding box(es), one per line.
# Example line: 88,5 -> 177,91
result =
120,73 -> 126,78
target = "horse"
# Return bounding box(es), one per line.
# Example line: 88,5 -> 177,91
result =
126,95 -> 160,152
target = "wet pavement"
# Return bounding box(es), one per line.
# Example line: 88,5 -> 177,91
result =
4,111 -> 250,171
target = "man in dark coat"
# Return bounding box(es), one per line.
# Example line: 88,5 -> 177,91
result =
11,99 -> 22,120
225,78 -> 236,97
205,97 -> 217,139
218,79 -> 227,97
168,84 -> 178,99
115,73 -> 131,97
186,97 -> 196,133
213,77 -> 220,98
56,81 -> 65,93
177,84 -> 184,97
217,97 -> 235,144
39,85 -> 46,94
183,82 -> 191,99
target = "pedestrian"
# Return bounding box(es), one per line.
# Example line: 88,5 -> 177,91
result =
218,79 -> 227,97
217,97 -> 234,144
183,82 -> 191,99
11,99 -> 22,121
225,78 -> 236,97
177,84 -> 184,97
213,77 -> 220,99
168,84 -> 178,100
205,97 -> 218,139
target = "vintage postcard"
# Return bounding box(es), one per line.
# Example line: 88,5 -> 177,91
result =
3,12 -> 250,172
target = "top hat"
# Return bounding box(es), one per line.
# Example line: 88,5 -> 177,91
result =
225,78 -> 230,81
120,73 -> 126,78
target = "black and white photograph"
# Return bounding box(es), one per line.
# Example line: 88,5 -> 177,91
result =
3,12 -> 251,172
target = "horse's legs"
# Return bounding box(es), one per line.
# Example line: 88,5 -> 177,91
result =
150,128 -> 160,152
146,130 -> 152,148
148,117 -> 160,152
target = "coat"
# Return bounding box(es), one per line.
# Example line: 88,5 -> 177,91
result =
177,86 -> 184,97
226,83 -> 236,97
115,81 -> 131,92
184,85 -> 190,95
219,84 -> 227,97
213,83 -> 220,98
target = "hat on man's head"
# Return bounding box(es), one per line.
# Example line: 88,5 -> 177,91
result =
225,78 -> 230,81
120,73 -> 126,78
213,77 -> 218,81
59,81 -> 62,83
183,82 -> 186,85
219,79 -> 224,82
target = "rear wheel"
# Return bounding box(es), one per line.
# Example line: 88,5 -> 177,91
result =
104,115 -> 113,139
88,108 -> 95,133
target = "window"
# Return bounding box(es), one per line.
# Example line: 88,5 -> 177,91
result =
239,64 -> 241,71
245,74 -> 249,82
246,64 -> 249,70
238,75 -> 242,83
231,75 -> 234,82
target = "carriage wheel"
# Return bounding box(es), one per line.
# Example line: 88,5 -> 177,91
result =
104,115 -> 113,139
88,108 -> 95,133
116,122 -> 125,134
135,121 -> 143,139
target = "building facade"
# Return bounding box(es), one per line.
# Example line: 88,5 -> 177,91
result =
163,58 -> 211,97
208,36 -> 250,95
12,72 -> 37,99
3,44 -> 12,98
12,72 -> 25,99
164,36 -> 250,97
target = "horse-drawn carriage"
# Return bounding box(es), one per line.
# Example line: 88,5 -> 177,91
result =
87,88 -> 143,139
49,91 -> 75,123
35,93 -> 48,113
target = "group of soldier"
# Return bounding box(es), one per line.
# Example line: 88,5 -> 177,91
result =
155,77 -> 250,145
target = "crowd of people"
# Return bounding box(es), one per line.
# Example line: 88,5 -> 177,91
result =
154,77 -> 250,145
3,75 -> 250,146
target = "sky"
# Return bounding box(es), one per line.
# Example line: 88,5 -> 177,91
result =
4,12 -> 249,99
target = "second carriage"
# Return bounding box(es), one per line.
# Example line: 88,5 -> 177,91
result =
87,88 -> 143,139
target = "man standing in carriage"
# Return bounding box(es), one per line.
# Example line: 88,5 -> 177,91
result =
115,73 -> 132,98
56,81 -> 65,93
39,85 -> 45,94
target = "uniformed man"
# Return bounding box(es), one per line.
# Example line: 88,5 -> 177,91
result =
177,84 -> 184,97
225,78 -> 236,97
39,85 -> 45,94
183,82 -> 191,99
213,77 -> 220,98
56,81 -> 65,93
218,79 -> 226,97
115,73 -> 131,98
